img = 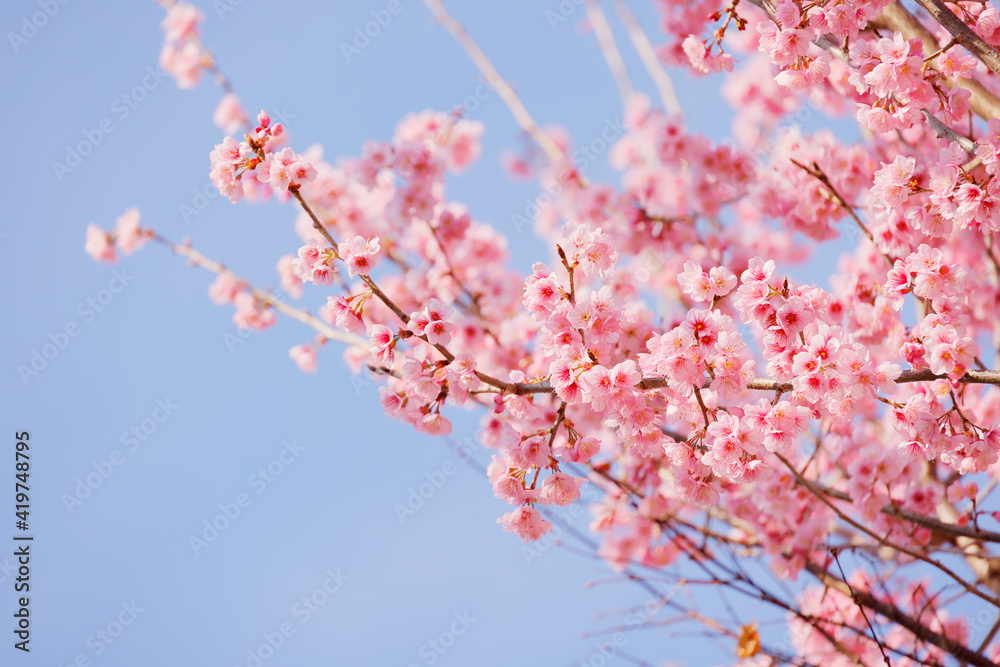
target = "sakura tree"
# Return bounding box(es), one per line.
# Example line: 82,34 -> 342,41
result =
85,0 -> 1000,664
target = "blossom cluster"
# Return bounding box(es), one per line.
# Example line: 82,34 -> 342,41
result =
84,2 -> 1000,660
158,3 -> 204,89
84,208 -> 148,264
209,111 -> 315,204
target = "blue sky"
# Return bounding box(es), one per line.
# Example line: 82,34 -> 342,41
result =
0,1 -> 853,666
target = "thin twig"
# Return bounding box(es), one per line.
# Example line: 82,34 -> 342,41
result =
611,0 -> 684,118
585,0 -> 634,103
805,560 -> 1000,667
422,0 -> 565,163
152,235 -> 369,348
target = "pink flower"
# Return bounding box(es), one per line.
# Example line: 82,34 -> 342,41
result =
409,298 -> 454,345
276,255 -> 303,299
708,266 -> 737,298
872,155 -> 916,208
213,93 -> 247,134
290,160 -> 316,186
233,292 -> 276,331
84,224 -> 117,263
493,474 -> 527,505
369,324 -> 395,366
208,273 -> 245,305
678,261 -> 713,302
581,365 -> 613,399
741,257 -> 775,283
421,413 -> 452,436
447,353 -> 480,391
258,148 -> 315,192
425,320 -> 454,346
523,266 -> 563,318
289,343 -> 318,373
310,262 -> 337,287
497,506 -> 552,542
113,208 -> 146,255
775,68 -> 809,91
161,3 -> 202,42
682,35 -> 708,72
210,136 -> 253,203
539,472 -> 584,506
566,436 -> 601,463
521,436 -> 551,468
338,236 -> 381,278
611,360 -> 641,389
323,296 -> 365,335
858,105 -> 894,134
260,151 -> 291,190
776,300 -> 812,334
159,40 -> 202,89
774,1 -> 800,28
566,226 -> 618,278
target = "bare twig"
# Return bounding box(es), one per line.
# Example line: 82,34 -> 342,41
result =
153,235 -> 369,348
585,0 -> 635,103
611,0 -> 684,118
912,0 -> 1000,79
422,0 -> 565,163
805,560 -> 1000,667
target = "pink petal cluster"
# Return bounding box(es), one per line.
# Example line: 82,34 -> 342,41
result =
83,208 -> 148,263
408,299 -> 455,346
289,343 -> 318,373
158,3 -> 204,89
337,236 -> 380,278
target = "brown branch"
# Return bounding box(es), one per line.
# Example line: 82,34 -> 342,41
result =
499,368 -> 1000,395
153,235 -> 369,348
776,454 -> 1000,611
831,550 -> 893,666
805,560 -> 1000,667
810,482 -> 1000,544
912,0 -> 1000,80
790,159 -> 895,266
742,0 -> 980,154
874,1 -> 1000,121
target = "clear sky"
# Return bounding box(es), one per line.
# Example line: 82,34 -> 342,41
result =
1,1 -> 850,666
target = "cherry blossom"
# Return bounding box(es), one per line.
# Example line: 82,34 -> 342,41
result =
85,2 -> 1000,663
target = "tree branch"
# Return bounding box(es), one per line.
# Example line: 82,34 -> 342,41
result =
912,0 -> 1000,80
805,559 -> 1000,667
